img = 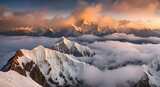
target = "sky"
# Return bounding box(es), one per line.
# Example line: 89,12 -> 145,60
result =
1,0 -> 160,15
0,0 -> 160,32
0,0 -> 78,11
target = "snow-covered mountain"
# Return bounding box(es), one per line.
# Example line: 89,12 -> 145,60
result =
2,20 -> 160,38
1,36 -> 158,87
134,73 -> 150,87
142,57 -> 160,87
54,37 -> 95,57
135,57 -> 160,87
2,45 -> 87,87
0,70 -> 42,87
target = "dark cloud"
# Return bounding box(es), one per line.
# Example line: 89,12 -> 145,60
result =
81,0 -> 160,16
1,0 -> 160,15
0,6 -> 50,32
110,0 -> 160,16
0,0 -> 79,11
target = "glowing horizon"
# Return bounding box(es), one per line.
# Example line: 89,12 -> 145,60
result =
0,0 -> 160,32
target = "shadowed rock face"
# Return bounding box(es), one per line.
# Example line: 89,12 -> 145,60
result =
1,46 -> 86,87
134,57 -> 160,87
134,74 -> 151,87
2,50 -> 26,76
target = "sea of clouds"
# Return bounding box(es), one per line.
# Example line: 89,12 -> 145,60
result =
1,33 -> 160,87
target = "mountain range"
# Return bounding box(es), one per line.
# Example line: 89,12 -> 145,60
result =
0,37 -> 160,87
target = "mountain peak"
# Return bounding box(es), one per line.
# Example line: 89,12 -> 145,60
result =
143,57 -> 160,87
33,45 -> 45,50
55,37 -> 95,57
2,46 -> 86,87
62,37 -> 74,49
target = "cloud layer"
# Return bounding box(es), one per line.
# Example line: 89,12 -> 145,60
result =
1,33 -> 160,86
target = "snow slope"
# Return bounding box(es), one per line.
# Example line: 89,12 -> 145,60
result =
0,70 -> 42,87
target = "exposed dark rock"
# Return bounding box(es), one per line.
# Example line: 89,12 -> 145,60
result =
30,64 -> 49,87
134,74 -> 151,87
1,50 -> 26,76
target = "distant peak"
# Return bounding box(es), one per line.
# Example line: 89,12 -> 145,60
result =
61,37 -> 74,49
62,36 -> 70,42
55,36 -> 95,57
33,45 -> 45,50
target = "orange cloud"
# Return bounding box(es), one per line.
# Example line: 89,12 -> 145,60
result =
1,3 -> 160,33
79,4 -> 102,24
65,3 -> 160,30
111,0 -> 159,16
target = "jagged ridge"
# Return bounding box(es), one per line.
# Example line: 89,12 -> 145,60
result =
2,45 -> 87,87
54,37 -> 95,57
